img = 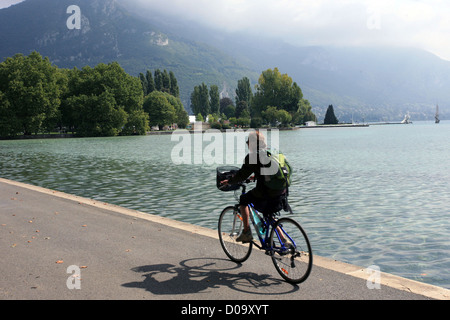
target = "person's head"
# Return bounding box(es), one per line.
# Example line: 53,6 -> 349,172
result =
246,130 -> 266,152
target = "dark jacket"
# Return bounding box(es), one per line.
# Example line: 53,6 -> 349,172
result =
228,152 -> 285,199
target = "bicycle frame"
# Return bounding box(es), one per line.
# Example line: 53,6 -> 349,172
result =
235,181 -> 292,253
247,203 -> 295,256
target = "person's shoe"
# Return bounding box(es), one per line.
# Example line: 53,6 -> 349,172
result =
236,229 -> 253,243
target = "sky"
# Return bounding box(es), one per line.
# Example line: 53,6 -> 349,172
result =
2,0 -> 450,61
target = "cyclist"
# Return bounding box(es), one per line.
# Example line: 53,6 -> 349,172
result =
220,131 -> 287,243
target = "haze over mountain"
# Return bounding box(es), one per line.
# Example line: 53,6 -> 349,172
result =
1,0 -> 448,121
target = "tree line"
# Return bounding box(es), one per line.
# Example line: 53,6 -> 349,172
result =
190,68 -> 317,129
0,51 -> 188,137
1,52 -> 320,137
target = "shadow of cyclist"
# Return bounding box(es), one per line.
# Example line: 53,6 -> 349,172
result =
122,257 -> 298,296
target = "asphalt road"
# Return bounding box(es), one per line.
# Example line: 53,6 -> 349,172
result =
1,178 -> 448,303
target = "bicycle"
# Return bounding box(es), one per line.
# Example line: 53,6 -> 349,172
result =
217,177 -> 313,284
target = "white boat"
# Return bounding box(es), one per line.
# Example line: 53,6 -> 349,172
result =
401,113 -> 412,124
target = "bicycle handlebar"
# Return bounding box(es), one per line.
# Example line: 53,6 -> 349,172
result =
219,175 -> 255,191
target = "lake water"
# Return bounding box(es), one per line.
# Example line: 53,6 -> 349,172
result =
1,121 -> 449,289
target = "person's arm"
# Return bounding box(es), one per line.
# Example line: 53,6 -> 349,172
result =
220,155 -> 255,186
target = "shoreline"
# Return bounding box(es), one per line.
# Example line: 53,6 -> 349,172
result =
0,122 -> 425,140
0,127 -> 301,140
297,123 -> 369,128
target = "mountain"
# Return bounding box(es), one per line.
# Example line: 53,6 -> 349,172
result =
0,0 -> 258,112
125,5 -> 450,122
274,45 -> 450,122
1,0 -> 449,121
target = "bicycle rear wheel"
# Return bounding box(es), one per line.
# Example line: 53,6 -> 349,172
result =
218,206 -> 252,263
270,217 -> 313,284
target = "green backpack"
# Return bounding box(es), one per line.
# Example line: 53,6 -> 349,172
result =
261,150 -> 292,191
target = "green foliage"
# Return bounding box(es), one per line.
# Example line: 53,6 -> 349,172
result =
64,61 -> 145,136
0,52 -> 152,137
295,99 -> 317,124
0,51 -> 318,137
235,77 -> 253,108
121,109 -> 150,135
252,67 -> 303,117
71,90 -> 128,137
219,97 -> 234,114
324,104 -> 339,124
209,85 -> 220,115
169,71 -> 180,98
189,70 -> 314,128
276,109 -> 292,127
195,113 -> 204,122
190,82 -> 210,119
223,105 -> 236,119
235,100 -> 248,119
0,51 -> 61,136
166,93 -> 189,128
146,70 -> 155,94
262,106 -> 278,126
143,90 -> 188,129
249,67 -> 317,127
143,91 -> 176,130
250,117 -> 263,129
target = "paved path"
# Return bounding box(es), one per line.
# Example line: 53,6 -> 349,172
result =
1,178 -> 449,302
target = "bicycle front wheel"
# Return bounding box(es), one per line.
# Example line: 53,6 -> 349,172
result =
218,206 -> 252,263
270,217 -> 313,284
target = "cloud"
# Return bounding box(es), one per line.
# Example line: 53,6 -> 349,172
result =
3,0 -> 450,60
0,0 -> 24,9
127,0 -> 450,60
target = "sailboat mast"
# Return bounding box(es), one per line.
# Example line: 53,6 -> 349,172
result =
435,104 -> 440,124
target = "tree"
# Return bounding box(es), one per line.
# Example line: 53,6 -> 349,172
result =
72,90 -> 128,137
209,85 -> 220,115
190,83 -> 210,119
166,93 -> 189,128
0,90 -> 18,137
139,72 -> 148,96
121,109 -> 149,135
252,67 -> 303,118
143,91 -> 176,130
63,62 -> 145,136
169,71 -> 179,98
0,51 -> 61,135
196,113 -> 204,122
140,69 -> 179,98
162,69 -> 171,93
262,106 -> 278,126
324,104 -> 339,124
0,51 -> 153,137
235,76 -> 252,108
146,70 -> 155,94
220,97 -> 234,114
235,100 -> 248,119
190,86 -> 201,116
154,69 -> 163,91
223,105 -> 236,119
59,68 -> 77,133
295,99 -> 317,124
277,109 -> 292,127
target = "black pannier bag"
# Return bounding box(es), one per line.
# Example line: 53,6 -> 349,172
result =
216,166 -> 240,191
